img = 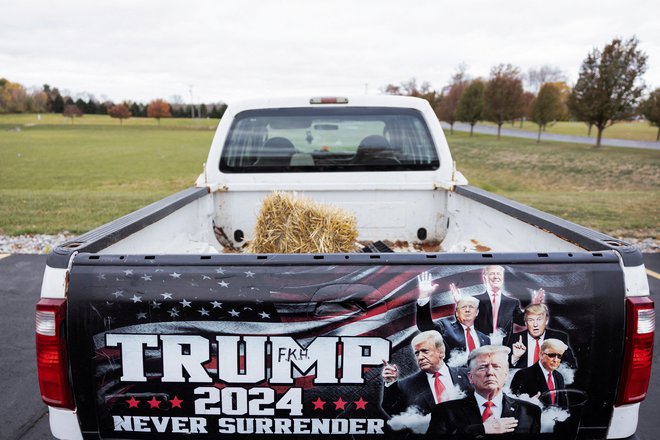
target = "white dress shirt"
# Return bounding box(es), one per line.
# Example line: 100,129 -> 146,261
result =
486,288 -> 503,310
526,331 -> 546,367
459,322 -> 481,350
425,363 -> 456,403
539,363 -> 555,389
474,391 -> 504,419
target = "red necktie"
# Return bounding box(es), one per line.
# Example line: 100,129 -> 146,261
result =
466,327 -> 476,352
491,293 -> 498,333
482,400 -> 494,421
533,338 -> 540,364
547,372 -> 556,404
434,372 -> 445,403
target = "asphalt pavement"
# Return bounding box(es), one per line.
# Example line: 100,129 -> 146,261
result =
441,122 -> 660,151
1,253 -> 658,440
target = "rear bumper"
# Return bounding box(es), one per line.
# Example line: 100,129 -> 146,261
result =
49,406 -> 82,440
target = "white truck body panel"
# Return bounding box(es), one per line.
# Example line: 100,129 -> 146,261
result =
39,95 -> 649,440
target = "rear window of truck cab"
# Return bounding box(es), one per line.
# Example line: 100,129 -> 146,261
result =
219,107 -> 440,173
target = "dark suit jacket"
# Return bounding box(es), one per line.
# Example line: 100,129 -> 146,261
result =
381,367 -> 471,416
426,392 -> 541,438
504,328 -> 576,368
510,362 -> 567,407
473,291 -> 525,337
416,306 -> 490,364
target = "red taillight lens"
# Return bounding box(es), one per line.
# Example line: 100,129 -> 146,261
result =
36,298 -> 74,409
616,297 -> 655,406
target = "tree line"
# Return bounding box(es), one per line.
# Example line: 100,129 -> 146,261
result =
383,37 -> 660,146
0,79 -> 227,125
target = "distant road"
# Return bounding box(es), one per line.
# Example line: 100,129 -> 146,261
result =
441,122 -> 660,151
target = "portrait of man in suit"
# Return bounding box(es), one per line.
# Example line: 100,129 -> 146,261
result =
506,303 -> 576,368
416,266 -> 544,339
510,338 -> 569,407
417,291 -> 490,365
427,345 -> 541,437
380,330 -> 471,417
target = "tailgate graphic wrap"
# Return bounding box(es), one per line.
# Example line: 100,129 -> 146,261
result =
67,261 -> 624,439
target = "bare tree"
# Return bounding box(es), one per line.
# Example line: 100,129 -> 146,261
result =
526,65 -> 567,93
147,99 -> 172,126
108,104 -> 132,126
456,79 -> 485,136
483,64 -> 524,139
639,88 -> 660,141
29,90 -> 49,113
530,83 -> 563,143
569,37 -> 647,147
382,77 -> 443,118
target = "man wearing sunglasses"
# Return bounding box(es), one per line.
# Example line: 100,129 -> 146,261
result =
509,338 -> 569,407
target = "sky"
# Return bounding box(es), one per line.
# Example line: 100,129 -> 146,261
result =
2,0 -> 659,105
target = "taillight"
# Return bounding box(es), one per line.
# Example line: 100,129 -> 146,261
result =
36,298 -> 74,409
616,297 -> 655,405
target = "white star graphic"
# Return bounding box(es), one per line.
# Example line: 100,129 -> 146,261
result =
97,273 -> 106,280
180,299 -> 192,308
259,311 -> 271,319
244,306 -> 253,311
198,308 -> 210,316
169,272 -> 181,279
218,281 -> 229,288
210,301 -> 222,308
202,275 -> 211,280
161,293 -> 173,299
151,301 -> 162,309
123,269 -> 134,276
111,290 -> 124,298
215,268 -> 226,274
136,312 -> 147,320
141,274 -> 152,281
168,308 -> 179,317
130,295 -> 142,303
245,271 -> 255,278
229,309 -> 240,317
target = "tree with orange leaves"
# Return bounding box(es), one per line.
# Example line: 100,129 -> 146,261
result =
147,99 -> 172,126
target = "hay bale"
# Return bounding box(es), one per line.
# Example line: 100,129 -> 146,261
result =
248,192 -> 359,254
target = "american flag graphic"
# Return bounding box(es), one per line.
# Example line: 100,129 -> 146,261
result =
66,261 -> 601,437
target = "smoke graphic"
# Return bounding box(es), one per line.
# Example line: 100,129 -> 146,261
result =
387,407 -> 431,434
446,349 -> 468,368
541,406 -> 570,433
558,364 -> 576,385
488,328 -> 508,346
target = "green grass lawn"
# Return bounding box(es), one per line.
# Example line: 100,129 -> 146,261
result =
476,120 -> 660,142
1,114 -> 658,239
447,132 -> 659,238
1,115 -> 216,234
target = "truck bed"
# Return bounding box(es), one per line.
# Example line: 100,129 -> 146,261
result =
47,185 -> 641,270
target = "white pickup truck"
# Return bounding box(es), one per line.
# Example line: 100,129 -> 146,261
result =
37,95 -> 653,440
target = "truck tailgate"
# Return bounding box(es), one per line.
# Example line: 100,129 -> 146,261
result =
66,252 -> 625,439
